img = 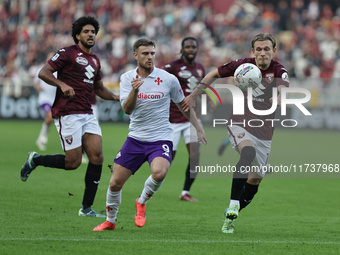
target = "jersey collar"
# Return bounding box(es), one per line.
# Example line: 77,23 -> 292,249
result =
134,66 -> 157,79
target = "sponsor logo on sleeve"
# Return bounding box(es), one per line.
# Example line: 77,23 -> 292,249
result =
51,53 -> 59,61
282,72 -> 289,82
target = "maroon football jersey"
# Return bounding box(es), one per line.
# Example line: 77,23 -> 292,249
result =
48,45 -> 102,117
218,58 -> 289,140
164,58 -> 205,123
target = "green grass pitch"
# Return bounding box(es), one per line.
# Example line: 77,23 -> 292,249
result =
0,120 -> 339,255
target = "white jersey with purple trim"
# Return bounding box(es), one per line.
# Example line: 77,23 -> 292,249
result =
120,67 -> 185,142
34,66 -> 57,106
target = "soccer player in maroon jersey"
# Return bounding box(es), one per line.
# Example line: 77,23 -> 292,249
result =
164,37 -> 205,202
184,33 -> 290,233
20,16 -> 119,217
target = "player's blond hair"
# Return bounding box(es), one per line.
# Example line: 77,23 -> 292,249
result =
251,33 -> 276,49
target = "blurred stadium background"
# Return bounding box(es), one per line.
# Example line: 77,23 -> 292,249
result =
1,2 -> 339,253
0,0 -> 340,129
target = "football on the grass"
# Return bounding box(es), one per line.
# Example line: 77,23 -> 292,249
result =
234,63 -> 262,90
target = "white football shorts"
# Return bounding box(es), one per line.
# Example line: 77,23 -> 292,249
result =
54,114 -> 102,151
91,104 -> 99,120
171,120 -> 201,151
227,125 -> 271,177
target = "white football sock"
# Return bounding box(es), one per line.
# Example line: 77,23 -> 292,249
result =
38,123 -> 49,143
106,187 -> 121,223
41,123 -> 49,136
138,175 -> 163,204
181,190 -> 189,196
229,199 -> 240,208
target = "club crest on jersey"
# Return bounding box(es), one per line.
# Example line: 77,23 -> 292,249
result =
265,73 -> 274,83
65,135 -> 73,145
197,69 -> 203,77
76,57 -> 88,66
155,77 -> 163,85
92,57 -> 98,67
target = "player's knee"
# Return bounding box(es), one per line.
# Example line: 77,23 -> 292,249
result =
150,158 -> 169,182
189,149 -> 200,161
65,159 -> 81,170
247,177 -> 262,185
109,179 -> 124,191
188,143 -> 200,160
152,170 -> 167,182
240,146 -> 256,163
88,152 -> 104,165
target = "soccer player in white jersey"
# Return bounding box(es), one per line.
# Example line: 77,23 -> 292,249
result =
93,38 -> 207,231
34,52 -> 57,151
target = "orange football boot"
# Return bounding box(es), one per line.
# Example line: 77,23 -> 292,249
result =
93,221 -> 116,231
134,197 -> 146,227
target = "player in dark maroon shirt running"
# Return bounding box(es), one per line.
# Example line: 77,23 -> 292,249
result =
164,37 -> 205,202
20,16 -> 119,217
185,33 -> 289,233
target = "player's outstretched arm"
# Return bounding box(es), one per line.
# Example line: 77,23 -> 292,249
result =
94,80 -> 119,101
176,102 -> 207,145
182,68 -> 220,112
38,63 -> 75,98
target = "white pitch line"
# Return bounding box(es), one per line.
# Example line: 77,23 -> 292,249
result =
0,238 -> 340,245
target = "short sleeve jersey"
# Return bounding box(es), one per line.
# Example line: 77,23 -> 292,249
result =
218,58 -> 289,140
164,58 -> 205,123
120,67 -> 185,142
48,45 -> 102,117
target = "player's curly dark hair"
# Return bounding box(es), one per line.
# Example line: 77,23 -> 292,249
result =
72,16 -> 100,44
181,37 -> 198,48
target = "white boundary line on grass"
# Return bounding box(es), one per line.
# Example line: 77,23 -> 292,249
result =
1,238 -> 340,245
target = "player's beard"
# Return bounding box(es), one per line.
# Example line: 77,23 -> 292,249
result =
140,60 -> 153,72
185,53 -> 196,63
80,38 -> 95,49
